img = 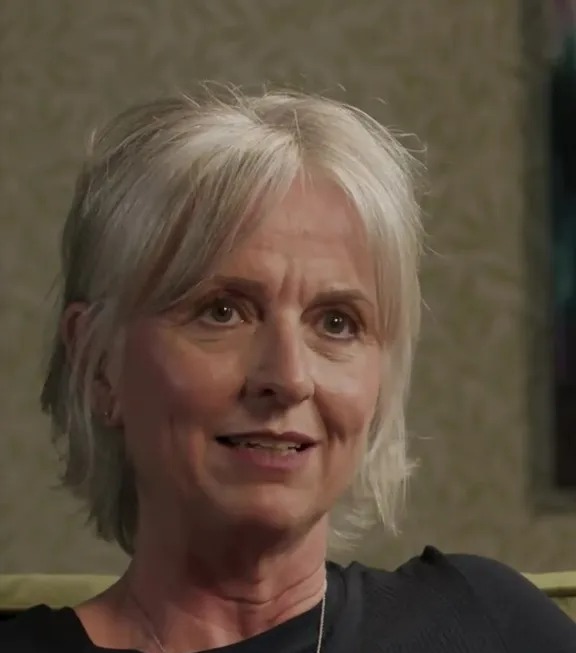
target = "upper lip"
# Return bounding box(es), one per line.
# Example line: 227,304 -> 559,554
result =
216,430 -> 318,446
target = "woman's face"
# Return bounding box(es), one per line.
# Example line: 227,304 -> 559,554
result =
115,178 -> 384,539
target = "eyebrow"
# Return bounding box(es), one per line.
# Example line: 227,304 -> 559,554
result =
204,275 -> 374,308
204,275 -> 265,296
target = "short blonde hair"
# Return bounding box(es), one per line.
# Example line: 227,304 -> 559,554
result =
41,87 -> 423,555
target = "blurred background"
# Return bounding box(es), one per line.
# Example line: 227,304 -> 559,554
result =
1,0 -> 575,575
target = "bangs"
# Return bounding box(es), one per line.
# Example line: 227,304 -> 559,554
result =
110,130 -> 302,317
321,161 -> 420,346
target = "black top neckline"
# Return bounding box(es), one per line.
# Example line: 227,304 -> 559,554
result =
30,560 -> 359,653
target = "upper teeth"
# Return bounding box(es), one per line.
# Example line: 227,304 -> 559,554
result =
231,438 -> 301,450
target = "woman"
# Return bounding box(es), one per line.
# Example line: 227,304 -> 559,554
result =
1,88 -> 574,652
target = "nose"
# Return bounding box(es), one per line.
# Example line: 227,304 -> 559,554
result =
242,322 -> 314,408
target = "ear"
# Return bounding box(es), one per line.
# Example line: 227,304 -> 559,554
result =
61,302 -> 121,426
61,302 -> 90,364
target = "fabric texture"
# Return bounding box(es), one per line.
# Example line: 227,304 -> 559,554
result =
1,547 -> 575,652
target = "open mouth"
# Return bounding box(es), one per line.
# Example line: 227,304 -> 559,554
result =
215,436 -> 313,453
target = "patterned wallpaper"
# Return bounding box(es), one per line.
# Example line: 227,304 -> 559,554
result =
1,0 -> 575,574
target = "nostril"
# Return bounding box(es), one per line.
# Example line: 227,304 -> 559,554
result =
242,375 -> 313,406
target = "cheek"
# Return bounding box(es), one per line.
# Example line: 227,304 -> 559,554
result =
117,333 -> 243,444
317,348 -> 382,445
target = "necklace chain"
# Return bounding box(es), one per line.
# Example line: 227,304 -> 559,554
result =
315,581 -> 327,653
130,581 -> 327,653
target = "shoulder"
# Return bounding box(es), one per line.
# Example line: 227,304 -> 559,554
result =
378,546 -> 576,651
0,605 -> 86,652
439,548 -> 576,639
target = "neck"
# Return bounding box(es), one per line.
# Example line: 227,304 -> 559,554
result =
106,517 -> 329,652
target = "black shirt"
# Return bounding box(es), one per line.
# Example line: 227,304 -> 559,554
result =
1,546 -> 575,652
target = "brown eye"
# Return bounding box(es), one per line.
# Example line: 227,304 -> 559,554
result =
320,311 -> 358,339
199,298 -> 243,326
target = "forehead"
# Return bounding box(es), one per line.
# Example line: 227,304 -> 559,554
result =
220,178 -> 374,276
261,178 -> 364,235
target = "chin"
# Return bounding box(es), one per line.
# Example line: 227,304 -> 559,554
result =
214,489 -> 321,541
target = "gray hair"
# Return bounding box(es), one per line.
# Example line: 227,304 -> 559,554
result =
41,87 -> 423,555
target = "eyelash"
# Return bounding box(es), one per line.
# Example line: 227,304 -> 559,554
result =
196,295 -> 250,325
318,309 -> 362,340
194,295 -> 364,340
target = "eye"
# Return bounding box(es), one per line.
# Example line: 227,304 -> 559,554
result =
198,297 -> 244,326
319,310 -> 359,339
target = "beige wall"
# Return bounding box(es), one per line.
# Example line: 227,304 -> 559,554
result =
1,0 -> 575,575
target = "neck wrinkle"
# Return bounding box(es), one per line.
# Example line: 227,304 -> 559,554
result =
111,517 -> 329,650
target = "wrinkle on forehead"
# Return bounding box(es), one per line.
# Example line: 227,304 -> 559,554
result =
211,178 -> 376,304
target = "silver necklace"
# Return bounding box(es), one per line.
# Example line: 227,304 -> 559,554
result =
131,581 -> 327,653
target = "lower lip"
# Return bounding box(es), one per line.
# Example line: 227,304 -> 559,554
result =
218,444 -> 315,472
